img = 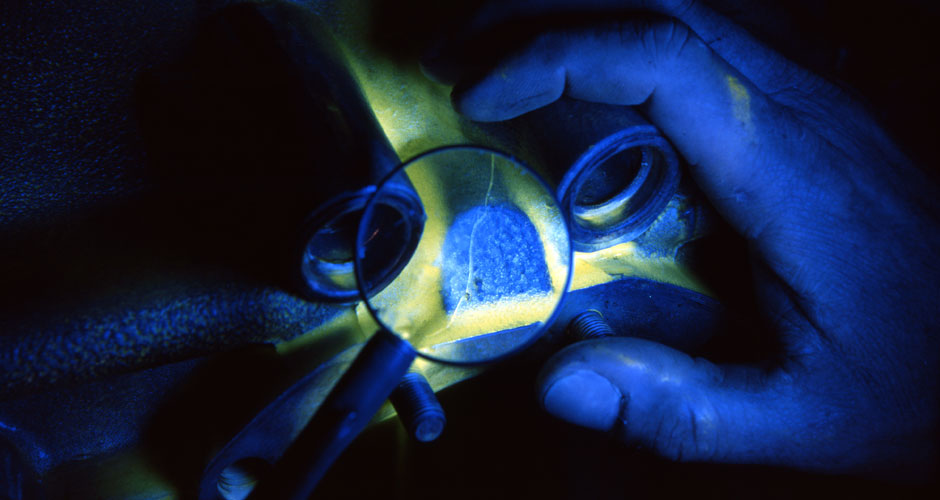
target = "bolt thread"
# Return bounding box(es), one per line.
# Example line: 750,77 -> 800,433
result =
568,310 -> 615,340
390,372 -> 446,442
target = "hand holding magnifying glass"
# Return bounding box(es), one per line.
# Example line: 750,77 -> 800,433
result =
249,146 -> 572,499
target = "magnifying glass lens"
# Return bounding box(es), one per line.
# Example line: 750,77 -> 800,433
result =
356,147 -> 572,364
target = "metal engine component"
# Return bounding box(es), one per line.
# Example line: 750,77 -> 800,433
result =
567,310 -> 615,341
390,372 -> 447,443
0,1 -> 722,498
516,98 -> 682,252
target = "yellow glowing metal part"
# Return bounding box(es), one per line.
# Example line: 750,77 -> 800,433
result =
93,5 -> 719,497
575,197 -> 632,230
364,155 -> 452,346
339,35 -> 464,159
276,306 -> 366,357
573,243 -> 704,294
366,152 -> 566,354
63,449 -> 178,499
278,0 -> 711,406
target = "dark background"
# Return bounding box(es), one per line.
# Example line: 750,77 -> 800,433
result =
317,354 -> 938,499
2,0 -> 939,236
2,0 -> 939,498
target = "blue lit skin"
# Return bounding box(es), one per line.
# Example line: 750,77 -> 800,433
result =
425,1 -> 940,478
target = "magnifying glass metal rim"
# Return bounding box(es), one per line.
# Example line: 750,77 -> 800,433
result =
354,144 -> 574,367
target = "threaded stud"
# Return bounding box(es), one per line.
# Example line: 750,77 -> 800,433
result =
390,372 -> 446,442
567,310 -> 615,341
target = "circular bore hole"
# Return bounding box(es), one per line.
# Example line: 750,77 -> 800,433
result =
217,457 -> 271,500
574,146 -> 646,208
301,186 -> 423,301
301,207 -> 360,295
570,146 -> 653,232
359,202 -> 416,294
305,209 -> 360,264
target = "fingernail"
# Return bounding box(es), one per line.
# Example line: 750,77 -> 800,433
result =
541,370 -> 622,430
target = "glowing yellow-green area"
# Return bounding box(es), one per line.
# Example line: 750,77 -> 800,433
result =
310,0 -> 708,303
572,242 -> 705,294
360,73 -> 463,160
365,154 -> 451,344
726,74 -> 755,136
95,4 -> 718,498
365,152 -> 568,356
277,2 -> 712,369
66,449 -> 177,499
276,306 -> 366,357
325,5 -> 465,159
575,197 -> 632,230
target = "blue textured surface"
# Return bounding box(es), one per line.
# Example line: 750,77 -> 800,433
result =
0,273 -> 344,397
0,0 -> 201,234
441,204 -> 550,313
0,1 -> 357,397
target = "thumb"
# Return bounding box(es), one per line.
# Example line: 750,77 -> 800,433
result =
538,337 -> 798,464
449,19 -> 809,244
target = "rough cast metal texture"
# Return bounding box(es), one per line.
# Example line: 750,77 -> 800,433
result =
0,0 -> 349,398
441,205 -> 551,312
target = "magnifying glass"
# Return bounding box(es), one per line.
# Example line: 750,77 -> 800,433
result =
249,146 -> 572,499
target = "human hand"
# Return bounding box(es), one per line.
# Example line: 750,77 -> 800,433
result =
424,0 -> 940,478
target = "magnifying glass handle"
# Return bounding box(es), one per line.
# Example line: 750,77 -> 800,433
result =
248,329 -> 415,500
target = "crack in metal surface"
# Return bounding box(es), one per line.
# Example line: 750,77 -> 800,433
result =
438,154 -> 496,337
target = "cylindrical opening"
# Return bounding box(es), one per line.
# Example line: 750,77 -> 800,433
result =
217,457 -> 272,500
571,146 -> 653,230
357,200 -> 421,294
299,186 -> 423,302
560,133 -> 679,252
302,208 -> 360,292
573,146 -> 649,208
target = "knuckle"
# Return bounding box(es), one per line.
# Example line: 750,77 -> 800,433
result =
637,19 -> 696,65
641,395 -> 720,462
652,414 -> 688,461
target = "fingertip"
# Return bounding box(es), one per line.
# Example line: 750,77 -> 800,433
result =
541,369 -> 623,431
449,83 -> 500,122
538,338 -> 800,465
449,79 -> 485,119
451,65 -> 565,122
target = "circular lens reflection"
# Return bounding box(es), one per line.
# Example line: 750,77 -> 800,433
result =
356,146 -> 572,365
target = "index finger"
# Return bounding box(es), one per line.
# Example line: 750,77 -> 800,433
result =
424,0 -> 807,95
450,18 -> 853,306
